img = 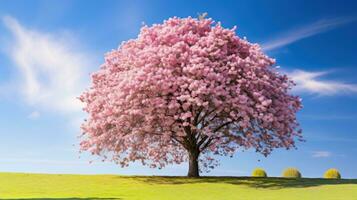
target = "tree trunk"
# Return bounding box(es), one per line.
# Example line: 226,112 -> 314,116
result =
187,150 -> 200,177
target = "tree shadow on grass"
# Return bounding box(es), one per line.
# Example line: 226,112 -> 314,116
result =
1,198 -> 120,200
130,176 -> 357,189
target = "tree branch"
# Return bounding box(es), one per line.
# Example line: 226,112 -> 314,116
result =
197,109 -> 215,125
200,137 -> 215,151
213,121 -> 232,133
193,107 -> 203,126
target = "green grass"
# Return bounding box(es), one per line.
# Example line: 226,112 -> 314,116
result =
1,173 -> 357,200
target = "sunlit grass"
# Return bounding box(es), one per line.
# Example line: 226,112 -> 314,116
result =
0,172 -> 356,200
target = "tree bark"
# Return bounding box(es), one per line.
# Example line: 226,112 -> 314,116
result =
187,150 -> 200,177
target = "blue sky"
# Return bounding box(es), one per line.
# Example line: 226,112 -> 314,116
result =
1,0 -> 357,178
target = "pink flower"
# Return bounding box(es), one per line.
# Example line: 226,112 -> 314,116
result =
79,16 -> 302,175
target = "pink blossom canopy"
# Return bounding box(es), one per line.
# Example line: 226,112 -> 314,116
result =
80,17 -> 302,171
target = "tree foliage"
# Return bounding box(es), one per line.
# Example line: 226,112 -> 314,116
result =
79,16 -> 302,176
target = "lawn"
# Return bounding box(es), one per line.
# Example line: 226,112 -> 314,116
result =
1,173 -> 357,200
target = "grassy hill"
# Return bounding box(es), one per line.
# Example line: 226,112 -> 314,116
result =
1,172 -> 357,200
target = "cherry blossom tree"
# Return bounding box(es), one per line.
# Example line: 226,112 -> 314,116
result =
79,16 -> 302,177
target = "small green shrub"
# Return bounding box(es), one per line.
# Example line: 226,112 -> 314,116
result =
251,168 -> 267,177
324,168 -> 341,179
282,168 -> 301,178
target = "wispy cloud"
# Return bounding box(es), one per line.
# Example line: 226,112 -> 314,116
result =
27,111 -> 40,120
262,16 -> 357,51
288,70 -> 357,95
311,151 -> 331,158
2,16 -> 92,115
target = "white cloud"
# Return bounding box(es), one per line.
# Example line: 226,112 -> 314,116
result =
262,16 -> 357,51
289,70 -> 357,95
312,151 -> 331,158
2,16 -> 91,115
28,111 -> 40,119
